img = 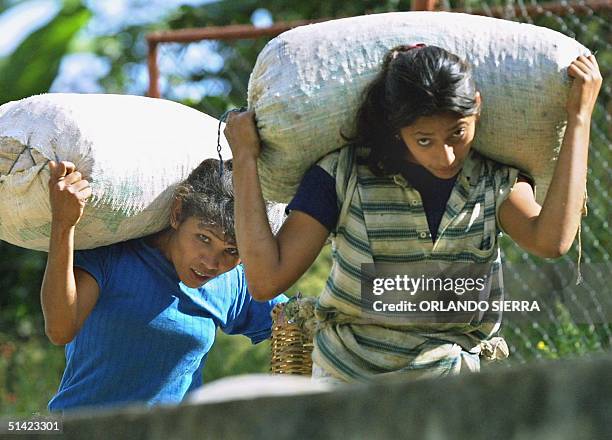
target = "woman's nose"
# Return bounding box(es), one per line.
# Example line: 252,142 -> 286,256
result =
201,252 -> 220,272
439,145 -> 455,166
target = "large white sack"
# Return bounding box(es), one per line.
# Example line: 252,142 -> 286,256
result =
249,11 -> 590,203
0,93 -> 232,251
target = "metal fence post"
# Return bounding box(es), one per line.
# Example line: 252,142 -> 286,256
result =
411,0 -> 437,11
147,40 -> 159,98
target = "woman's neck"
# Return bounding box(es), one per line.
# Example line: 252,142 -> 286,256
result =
146,228 -> 174,262
401,160 -> 459,183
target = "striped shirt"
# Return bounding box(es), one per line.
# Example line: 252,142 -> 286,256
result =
312,145 -> 519,382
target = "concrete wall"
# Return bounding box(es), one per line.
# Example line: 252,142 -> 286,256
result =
22,354 -> 612,440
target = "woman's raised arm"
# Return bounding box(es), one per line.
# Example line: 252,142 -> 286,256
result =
41,161 -> 99,345
225,112 -> 329,300
499,55 -> 602,257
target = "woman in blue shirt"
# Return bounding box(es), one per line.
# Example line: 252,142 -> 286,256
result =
41,159 -> 284,412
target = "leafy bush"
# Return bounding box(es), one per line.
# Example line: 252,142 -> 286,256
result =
0,334 -> 64,417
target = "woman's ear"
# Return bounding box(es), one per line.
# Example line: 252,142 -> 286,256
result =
475,91 -> 482,117
170,199 -> 182,229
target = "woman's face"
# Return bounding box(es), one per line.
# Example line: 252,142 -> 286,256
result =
167,216 -> 240,288
399,108 -> 479,180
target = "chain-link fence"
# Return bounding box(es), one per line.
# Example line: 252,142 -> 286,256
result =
441,0 -> 612,363
147,1 -> 611,365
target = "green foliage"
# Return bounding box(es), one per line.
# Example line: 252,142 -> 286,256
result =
0,334 -> 64,416
287,246 -> 333,298
0,0 -> 91,341
91,0 -> 417,116
0,244 -> 46,337
0,0 -> 92,417
203,334 -> 270,381
170,0 -> 412,27
504,303 -> 607,362
0,1 -> 91,105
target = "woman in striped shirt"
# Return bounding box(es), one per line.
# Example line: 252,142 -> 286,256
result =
226,45 -> 601,382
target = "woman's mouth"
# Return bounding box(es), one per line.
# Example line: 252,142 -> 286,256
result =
191,268 -> 212,283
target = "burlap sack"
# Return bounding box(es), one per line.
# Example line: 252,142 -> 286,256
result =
0,93 -> 232,251
249,11 -> 589,203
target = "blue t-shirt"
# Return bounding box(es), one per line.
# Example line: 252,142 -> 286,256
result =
48,238 -> 286,412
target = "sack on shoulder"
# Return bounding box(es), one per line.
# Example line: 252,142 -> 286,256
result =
249,11 -> 589,203
0,93 -> 231,251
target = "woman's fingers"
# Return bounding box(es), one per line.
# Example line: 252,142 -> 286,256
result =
61,171 -> 82,186
73,182 -> 92,203
568,56 -> 594,79
224,110 -> 262,161
79,186 -> 93,202
64,161 -> 76,176
566,54 -> 602,117
569,54 -> 601,78
71,178 -> 91,196
568,59 -> 590,77
49,160 -> 77,181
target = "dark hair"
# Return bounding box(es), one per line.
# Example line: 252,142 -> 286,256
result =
174,159 -> 236,241
173,159 -> 285,242
346,45 -> 479,175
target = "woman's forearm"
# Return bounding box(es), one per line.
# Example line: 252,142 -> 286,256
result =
233,156 -> 285,299
226,111 -> 328,298
41,160 -> 96,344
41,223 -> 79,344
501,55 -> 601,258
532,115 -> 590,255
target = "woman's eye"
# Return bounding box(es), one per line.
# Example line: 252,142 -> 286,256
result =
453,128 -> 466,137
226,248 -> 239,257
416,139 -> 431,147
198,234 -> 210,243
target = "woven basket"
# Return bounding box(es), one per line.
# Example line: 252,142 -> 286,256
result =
270,299 -> 315,376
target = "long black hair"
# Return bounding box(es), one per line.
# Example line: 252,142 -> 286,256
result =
345,45 -> 480,176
